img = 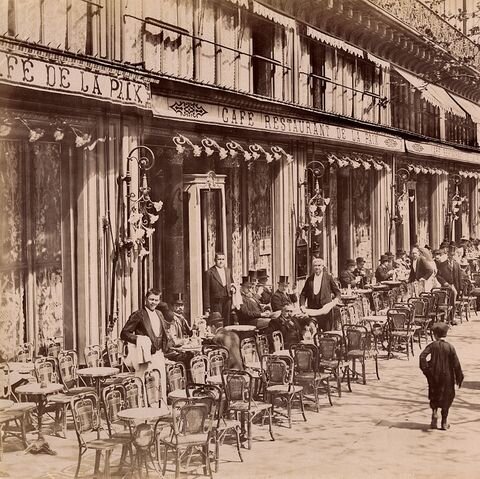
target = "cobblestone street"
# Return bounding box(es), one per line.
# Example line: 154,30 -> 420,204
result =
3,315 -> 480,479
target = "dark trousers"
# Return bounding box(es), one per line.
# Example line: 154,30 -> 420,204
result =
211,297 -> 232,326
314,311 -> 334,332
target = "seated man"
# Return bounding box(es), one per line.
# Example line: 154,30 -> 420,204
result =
375,255 -> 394,283
339,259 -> 358,288
256,268 -> 273,306
167,293 -> 192,342
236,276 -> 271,328
353,257 -> 369,288
268,305 -> 302,350
271,275 -> 298,312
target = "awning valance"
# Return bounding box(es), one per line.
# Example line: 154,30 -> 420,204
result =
459,170 -> 480,179
327,153 -> 390,171
367,52 -> 390,70
393,67 -> 466,118
406,164 -> 447,176
251,1 -> 296,29
306,26 -> 364,58
449,94 -> 480,123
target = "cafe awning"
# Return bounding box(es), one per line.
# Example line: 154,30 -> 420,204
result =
306,26 -> 364,58
448,93 -> 480,123
393,67 -> 466,118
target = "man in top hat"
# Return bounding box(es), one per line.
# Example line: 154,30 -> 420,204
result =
256,268 -> 272,305
339,259 -> 358,288
300,257 -> 341,331
203,252 -> 235,326
271,275 -> 298,312
236,275 -> 271,327
375,255 -> 394,282
167,293 -> 192,342
353,257 -> 369,288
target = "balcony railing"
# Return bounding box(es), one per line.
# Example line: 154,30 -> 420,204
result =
367,0 -> 480,71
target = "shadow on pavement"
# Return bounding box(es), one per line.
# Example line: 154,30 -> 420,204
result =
460,381 -> 480,390
377,420 -> 431,431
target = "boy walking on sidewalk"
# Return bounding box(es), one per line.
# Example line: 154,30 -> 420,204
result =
419,322 -> 464,430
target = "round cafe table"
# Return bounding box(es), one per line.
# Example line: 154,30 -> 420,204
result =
15,382 -> 64,454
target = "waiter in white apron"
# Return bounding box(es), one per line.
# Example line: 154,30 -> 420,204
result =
121,288 -> 172,403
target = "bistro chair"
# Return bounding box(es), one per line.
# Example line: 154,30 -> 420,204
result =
408,297 -> 431,347
262,354 -> 306,428
166,362 -> 187,401
144,368 -> 168,409
315,333 -> 350,396
255,334 -> 270,358
431,287 -> 453,322
190,355 -> 210,385
71,392 -> 119,479
291,342 -> 332,410
221,369 -> 274,450
46,337 -> 63,359
101,384 -> 133,473
419,292 -> 443,325
105,338 -> 134,379
0,363 -> 35,449
342,324 -> 379,384
84,344 -> 103,368
186,383 -> 243,472
239,337 -> 263,398
122,376 -> 145,409
15,343 -> 34,363
57,350 -> 94,395
205,347 -> 229,386
386,308 -> 414,360
33,357 -> 73,438
456,282 -> 476,322
159,397 -> 215,479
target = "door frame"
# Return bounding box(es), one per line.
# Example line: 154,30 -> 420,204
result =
183,173 -> 227,320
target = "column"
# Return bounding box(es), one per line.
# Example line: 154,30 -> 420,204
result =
164,152 -> 185,302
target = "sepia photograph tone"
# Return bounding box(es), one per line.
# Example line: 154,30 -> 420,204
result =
1,0 -> 480,478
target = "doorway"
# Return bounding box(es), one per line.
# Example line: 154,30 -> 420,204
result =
183,173 -> 227,319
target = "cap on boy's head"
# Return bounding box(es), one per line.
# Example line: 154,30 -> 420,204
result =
432,322 -> 449,338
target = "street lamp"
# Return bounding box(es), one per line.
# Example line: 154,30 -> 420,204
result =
298,160 -> 330,273
445,174 -> 466,242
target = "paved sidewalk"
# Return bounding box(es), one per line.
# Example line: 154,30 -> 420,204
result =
3,316 -> 480,479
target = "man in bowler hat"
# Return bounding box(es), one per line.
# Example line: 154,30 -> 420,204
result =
271,275 -> 298,312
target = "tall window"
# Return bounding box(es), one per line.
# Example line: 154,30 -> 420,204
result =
311,43 -> 327,110
252,18 -> 275,97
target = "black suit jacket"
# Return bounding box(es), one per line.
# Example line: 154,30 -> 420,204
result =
203,266 -> 233,311
300,272 -> 341,309
120,304 -> 172,354
436,259 -> 464,292
271,290 -> 297,312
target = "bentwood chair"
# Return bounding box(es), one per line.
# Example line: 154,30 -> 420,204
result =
314,333 -> 350,396
84,344 -> 103,368
290,343 -> 332,411
57,350 -> 95,395
205,348 -> 229,386
33,356 -> 74,438
15,343 -> 34,363
342,324 -> 379,384
190,355 -> 209,385
101,384 -> 133,473
159,397 -> 215,479
222,369 -> 274,450
186,383 -> 243,472
0,363 -> 36,449
408,297 -> 431,347
144,368 -> 168,409
386,308 -> 414,360
122,376 -> 145,408
71,392 -> 119,479
166,362 -> 187,400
